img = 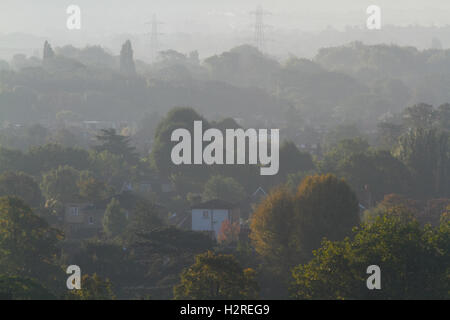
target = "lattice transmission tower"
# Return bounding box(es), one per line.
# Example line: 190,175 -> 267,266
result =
146,14 -> 164,63
250,5 -> 270,52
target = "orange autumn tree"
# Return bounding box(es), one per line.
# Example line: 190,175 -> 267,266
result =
250,175 -> 360,274
217,219 -> 240,245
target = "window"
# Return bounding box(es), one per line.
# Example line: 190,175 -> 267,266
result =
70,207 -> 79,216
202,211 -> 209,219
88,216 -> 94,224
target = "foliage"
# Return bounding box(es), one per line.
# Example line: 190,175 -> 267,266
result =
277,141 -> 315,183
129,227 -> 215,299
217,220 -> 241,245
0,171 -> 42,207
0,196 -> 63,282
150,107 -> 208,180
77,171 -> 111,203
290,210 -> 449,300
174,251 -> 259,300
40,165 -> 81,203
394,128 -> 450,198
319,137 -> 369,173
71,240 -> 142,297
94,128 -> 138,165
27,143 -> 90,174
251,174 -> 359,274
337,150 -> 412,204
295,174 -> 360,258
88,149 -> 132,190
0,275 -> 55,300
120,40 -> 136,76
250,187 -> 298,272
103,198 -> 128,238
202,175 -> 246,204
124,200 -> 164,241
66,273 -> 116,300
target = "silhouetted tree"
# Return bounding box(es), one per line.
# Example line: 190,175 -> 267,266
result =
174,251 -> 258,300
103,198 -> 128,238
43,41 -> 55,61
120,40 -> 136,76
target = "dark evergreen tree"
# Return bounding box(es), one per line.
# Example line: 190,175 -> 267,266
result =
120,40 -> 136,76
43,41 -> 55,60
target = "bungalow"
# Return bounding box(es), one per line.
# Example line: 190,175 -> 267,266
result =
189,199 -> 240,239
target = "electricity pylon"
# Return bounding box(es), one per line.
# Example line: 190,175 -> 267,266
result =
146,14 -> 164,63
250,5 -> 270,53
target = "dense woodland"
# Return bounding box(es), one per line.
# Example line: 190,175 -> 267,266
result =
0,39 -> 449,299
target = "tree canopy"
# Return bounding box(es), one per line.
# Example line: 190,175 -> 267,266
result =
174,251 -> 258,300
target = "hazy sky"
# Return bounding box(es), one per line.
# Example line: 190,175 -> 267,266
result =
1,0 -> 450,36
1,0 -> 450,61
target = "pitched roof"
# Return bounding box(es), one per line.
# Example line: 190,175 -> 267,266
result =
190,199 -> 235,210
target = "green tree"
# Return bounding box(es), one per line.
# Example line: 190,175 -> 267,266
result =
323,124 -> 364,150
394,128 -> 450,198
338,150 -> 412,205
77,171 -> 111,203
94,128 -> 138,164
66,273 -> 116,300
0,197 -> 63,282
320,137 -> 370,173
72,240 -> 142,298
377,120 -> 404,149
402,103 -> 436,129
294,174 -> 360,259
103,198 -> 128,238
43,41 -> 55,60
119,40 -> 136,76
0,171 -> 42,207
150,107 -> 207,176
0,275 -> 55,300
88,149 -> 132,190
40,165 -> 81,203
277,141 -> 315,183
125,200 -> 164,239
0,146 -> 28,174
25,124 -> 48,148
133,226 -> 215,256
202,175 -> 246,204
174,251 -> 258,300
290,209 -> 449,300
436,103 -> 450,131
27,143 -> 90,174
128,227 -> 215,299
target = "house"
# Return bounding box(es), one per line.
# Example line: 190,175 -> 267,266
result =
64,203 -> 104,239
189,199 -> 240,239
251,187 -> 267,205
63,191 -> 168,240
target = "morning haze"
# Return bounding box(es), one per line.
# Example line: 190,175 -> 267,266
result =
0,0 -> 449,301
1,0 -> 450,60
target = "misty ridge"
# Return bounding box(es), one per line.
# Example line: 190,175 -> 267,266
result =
1,33 -> 450,140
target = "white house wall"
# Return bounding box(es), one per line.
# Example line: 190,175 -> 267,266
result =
191,209 -> 230,238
